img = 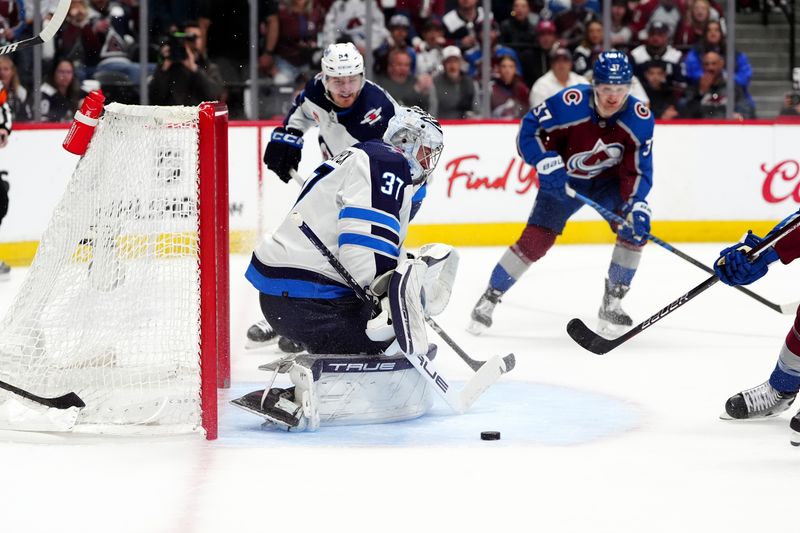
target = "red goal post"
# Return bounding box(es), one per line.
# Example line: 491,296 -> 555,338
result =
0,102 -> 230,440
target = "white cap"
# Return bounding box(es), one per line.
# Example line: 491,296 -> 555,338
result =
442,45 -> 462,61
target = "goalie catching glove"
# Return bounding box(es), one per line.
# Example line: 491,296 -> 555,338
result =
365,244 -> 459,353
263,126 -> 304,183
714,230 -> 779,286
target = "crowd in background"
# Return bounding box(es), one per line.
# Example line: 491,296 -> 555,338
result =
0,0 -> 797,122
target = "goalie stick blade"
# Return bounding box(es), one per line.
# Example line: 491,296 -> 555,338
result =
0,379 -> 85,410
566,319 -> 619,355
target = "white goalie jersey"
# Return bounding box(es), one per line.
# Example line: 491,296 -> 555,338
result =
246,139 -> 417,297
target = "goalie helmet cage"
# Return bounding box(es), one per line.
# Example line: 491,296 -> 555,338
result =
0,102 -> 230,440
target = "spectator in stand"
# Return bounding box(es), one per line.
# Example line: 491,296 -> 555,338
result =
573,19 -> 603,77
682,21 -> 753,108
490,54 -> 529,118
414,17 -> 447,75
554,0 -> 599,50
0,0 -> 27,46
321,0 -> 388,55
56,0 -> 102,82
183,20 -> 223,99
630,21 -> 684,87
640,60 -> 679,118
430,45 -> 477,119
39,58 -> 83,122
149,30 -> 217,106
678,50 -> 754,119
374,14 -> 417,76
499,0 -> 539,77
463,21 -> 521,78
673,0 -> 715,51
523,19 -> 558,88
272,0 -> 323,85
199,0 -> 278,119
609,0 -> 634,52
779,90 -> 800,116
150,0 -> 203,37
384,0 -> 446,36
0,56 -> 31,121
19,0 -> 60,87
548,0 -> 601,16
442,0 -> 489,55
88,0 -> 153,86
529,47 -> 589,107
374,47 -> 432,110
631,0 -> 684,42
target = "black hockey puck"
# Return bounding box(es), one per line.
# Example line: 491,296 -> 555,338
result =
480,431 -> 501,441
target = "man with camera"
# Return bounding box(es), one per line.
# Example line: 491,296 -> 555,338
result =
779,68 -> 800,117
148,29 -> 217,106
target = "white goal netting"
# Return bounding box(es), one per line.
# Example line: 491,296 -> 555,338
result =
0,104 -> 211,435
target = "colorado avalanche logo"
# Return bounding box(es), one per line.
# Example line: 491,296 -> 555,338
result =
566,138 -> 624,178
361,107 -> 383,125
634,102 -> 651,119
562,89 -> 583,106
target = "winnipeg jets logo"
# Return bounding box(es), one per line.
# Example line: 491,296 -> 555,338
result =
361,107 -> 383,125
566,138 -> 624,178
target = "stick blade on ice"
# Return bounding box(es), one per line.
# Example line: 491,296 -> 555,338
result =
566,318 -> 618,355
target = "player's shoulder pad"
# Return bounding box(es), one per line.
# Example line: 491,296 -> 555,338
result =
618,94 -> 655,141
354,140 -> 412,179
360,80 -> 397,108
299,74 -> 332,110
538,84 -> 593,126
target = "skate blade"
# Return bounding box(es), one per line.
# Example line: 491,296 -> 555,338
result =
596,319 -> 631,339
466,319 -> 488,336
244,336 -> 279,350
791,429 -> 800,446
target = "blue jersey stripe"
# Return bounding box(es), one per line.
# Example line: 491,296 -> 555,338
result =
339,206 -> 401,233
245,263 -> 352,299
339,232 -> 400,257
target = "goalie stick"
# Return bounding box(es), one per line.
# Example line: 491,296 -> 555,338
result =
566,214 -> 800,355
291,212 -> 513,413
566,186 -> 800,315
0,0 -> 70,55
0,378 -> 85,410
292,212 -> 515,373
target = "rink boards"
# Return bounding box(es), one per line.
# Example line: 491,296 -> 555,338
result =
0,119 -> 797,264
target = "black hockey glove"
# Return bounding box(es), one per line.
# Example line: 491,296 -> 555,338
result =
263,127 -> 304,183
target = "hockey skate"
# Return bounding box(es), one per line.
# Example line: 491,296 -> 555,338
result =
790,411 -> 800,446
597,279 -> 633,337
245,319 -> 278,349
467,287 -> 503,336
278,336 -> 305,354
0,261 -> 9,281
231,387 -> 305,430
721,380 -> 797,420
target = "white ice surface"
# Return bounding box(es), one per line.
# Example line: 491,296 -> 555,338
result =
1,244 -> 799,533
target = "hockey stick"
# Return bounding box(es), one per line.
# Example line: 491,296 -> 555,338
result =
292,212 -> 515,373
0,0 -> 70,55
566,186 -> 800,315
566,214 -> 800,355
0,378 -> 85,410
289,169 -> 304,186
291,212 -> 512,412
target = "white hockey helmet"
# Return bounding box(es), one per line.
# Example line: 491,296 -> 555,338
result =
383,106 -> 444,185
320,42 -> 365,79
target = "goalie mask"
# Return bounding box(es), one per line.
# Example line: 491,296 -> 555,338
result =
383,106 -> 444,185
320,43 -> 365,107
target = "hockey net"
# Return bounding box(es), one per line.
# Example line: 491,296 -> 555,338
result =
0,102 -> 229,439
